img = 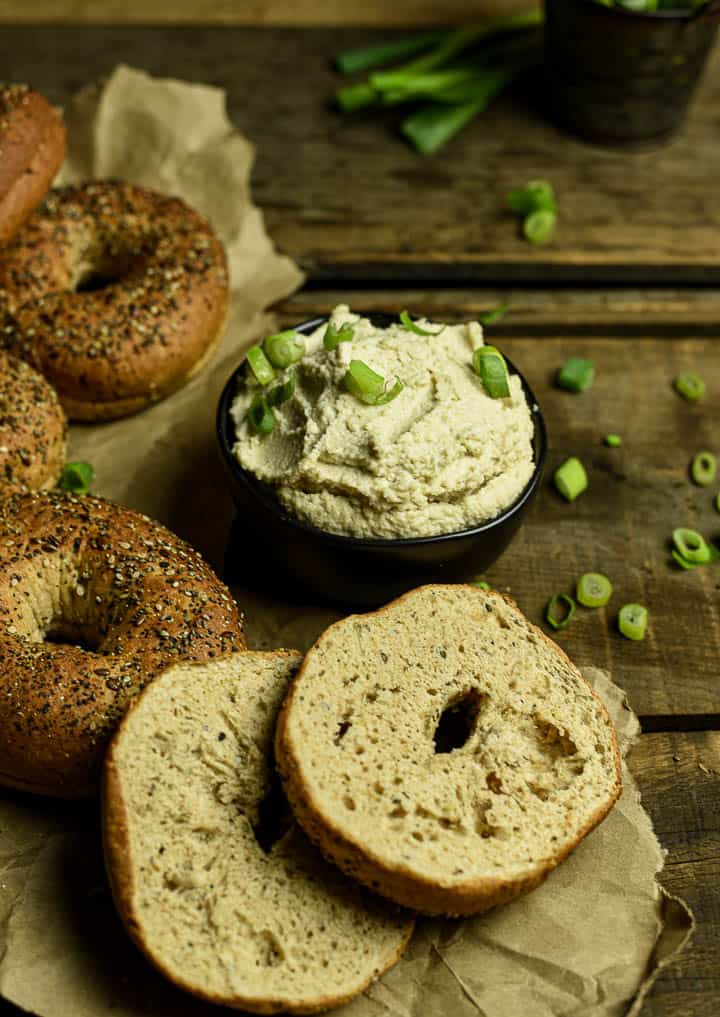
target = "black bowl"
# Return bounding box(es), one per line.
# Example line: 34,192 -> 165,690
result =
216,313 -> 547,610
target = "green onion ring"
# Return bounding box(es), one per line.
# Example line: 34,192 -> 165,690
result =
506,180 -> 556,216
556,357 -> 594,393
604,434 -> 622,447
399,310 -> 445,336
618,604 -> 648,641
672,527 -> 712,564
523,209 -> 556,245
576,573 -> 613,607
246,345 -> 276,385
263,330 -> 305,369
247,394 -> 276,436
690,451 -> 717,487
472,345 -> 510,399
545,593 -> 576,631
478,303 -> 508,326
323,321 -> 355,350
58,461 -> 95,495
674,372 -> 705,402
671,549 -> 698,571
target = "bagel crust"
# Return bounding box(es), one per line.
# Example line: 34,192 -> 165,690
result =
0,490 -> 245,797
0,351 -> 67,496
0,181 -> 229,421
0,84 -> 66,247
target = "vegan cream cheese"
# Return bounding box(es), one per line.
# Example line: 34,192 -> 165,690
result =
231,306 -> 535,540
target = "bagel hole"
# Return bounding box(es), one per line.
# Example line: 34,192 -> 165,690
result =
73,252 -> 137,293
433,689 -> 487,755
43,621 -> 104,653
251,770 -> 293,855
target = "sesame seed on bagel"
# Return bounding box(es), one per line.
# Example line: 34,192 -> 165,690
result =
0,489 -> 245,797
0,84 -> 66,246
0,180 -> 229,421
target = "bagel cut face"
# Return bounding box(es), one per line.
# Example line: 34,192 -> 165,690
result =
0,490 -> 244,797
276,585 -> 622,917
0,181 -> 228,421
103,652 -> 414,1015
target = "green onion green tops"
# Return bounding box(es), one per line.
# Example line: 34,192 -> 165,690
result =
478,303 -> 509,326
323,321 -> 355,350
247,394 -> 276,435
523,208 -> 556,245
576,572 -> 613,607
344,359 -> 405,405
399,310 -> 445,336
472,345 -> 510,398
545,593 -> 575,631
58,461 -> 95,495
618,604 -> 648,642
246,345 -> 276,386
263,330 -> 305,369
674,372 -> 705,402
557,357 -> 595,393
267,368 -> 296,408
554,457 -> 588,502
335,31 -> 444,75
605,434 -> 622,447
690,451 -> 717,487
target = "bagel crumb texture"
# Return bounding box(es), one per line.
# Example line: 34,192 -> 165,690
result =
0,490 -> 245,797
0,351 -> 66,495
276,584 -> 622,916
104,652 -> 413,1015
0,180 -> 228,420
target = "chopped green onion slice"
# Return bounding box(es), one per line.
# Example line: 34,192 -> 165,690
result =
576,572 -> 613,607
556,357 -> 594,393
690,451 -> 717,487
399,310 -> 445,336
605,434 -> 622,447
672,527 -> 712,564
247,394 -> 276,436
58,461 -> 95,494
507,179 -> 556,216
246,345 -> 276,385
478,303 -> 508,326
470,580 -> 491,590
546,593 -> 576,631
323,321 -> 355,350
554,457 -> 588,502
672,549 -> 698,571
267,368 -> 296,407
618,603 -> 648,641
263,330 -> 304,369
344,360 -> 404,405
674,372 -> 705,402
472,345 -> 510,399
523,209 -> 556,245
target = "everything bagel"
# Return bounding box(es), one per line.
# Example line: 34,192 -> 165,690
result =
0,84 -> 65,247
0,490 -> 244,797
0,181 -> 229,420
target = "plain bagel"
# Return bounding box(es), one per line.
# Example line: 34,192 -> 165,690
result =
0,181 -> 229,421
0,84 -> 66,246
0,351 -> 67,496
0,490 -> 245,797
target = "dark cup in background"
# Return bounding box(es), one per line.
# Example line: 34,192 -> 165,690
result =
544,0 -> 720,144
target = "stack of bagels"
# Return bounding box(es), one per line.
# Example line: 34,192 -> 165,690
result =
0,83 -> 623,1016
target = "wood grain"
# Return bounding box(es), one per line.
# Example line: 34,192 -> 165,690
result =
0,0 -> 527,25
1,26 -> 720,283
631,732 -> 720,1017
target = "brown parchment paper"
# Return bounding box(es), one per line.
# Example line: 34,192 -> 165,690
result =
0,67 -> 693,1017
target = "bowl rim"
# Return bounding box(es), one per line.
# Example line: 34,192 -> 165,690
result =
216,312 -> 548,549
553,0 -> 710,22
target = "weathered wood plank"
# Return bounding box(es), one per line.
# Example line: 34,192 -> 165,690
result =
2,26 -> 720,284
631,732 -> 720,1016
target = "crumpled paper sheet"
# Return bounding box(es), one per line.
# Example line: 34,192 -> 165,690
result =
0,66 -> 693,1017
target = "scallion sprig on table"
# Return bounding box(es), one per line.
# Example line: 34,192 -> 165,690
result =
333,9 -> 542,153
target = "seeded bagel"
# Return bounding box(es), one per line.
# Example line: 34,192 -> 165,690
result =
0,181 -> 229,421
104,652 -> 414,1015
276,585 -> 622,917
0,351 -> 66,495
0,84 -> 65,246
0,490 -> 244,797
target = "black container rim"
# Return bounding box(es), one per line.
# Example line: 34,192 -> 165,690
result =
216,312 -> 548,551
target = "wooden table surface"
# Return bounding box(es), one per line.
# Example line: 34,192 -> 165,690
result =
2,21 -> 719,1017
